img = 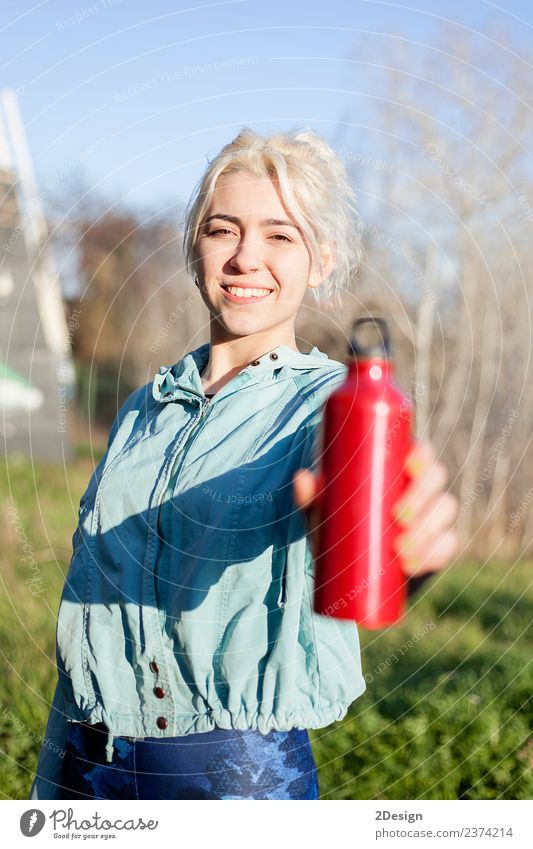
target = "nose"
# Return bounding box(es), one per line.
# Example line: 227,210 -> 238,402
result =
228,236 -> 263,274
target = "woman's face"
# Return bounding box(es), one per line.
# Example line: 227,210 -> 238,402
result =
194,169 -> 334,341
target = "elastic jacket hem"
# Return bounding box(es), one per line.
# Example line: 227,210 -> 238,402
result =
63,684 -> 367,764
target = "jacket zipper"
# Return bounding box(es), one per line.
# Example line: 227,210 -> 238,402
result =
204,373 -> 288,610
153,370 -> 250,613
153,398 -> 209,627
168,367 -> 252,486
200,373 -> 238,410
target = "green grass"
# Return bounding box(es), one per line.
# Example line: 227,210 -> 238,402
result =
0,455 -> 94,799
1,457 -> 531,799
310,561 -> 533,799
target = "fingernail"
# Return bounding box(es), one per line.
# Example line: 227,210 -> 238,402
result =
407,458 -> 424,475
402,557 -> 418,574
394,535 -> 411,556
393,504 -> 413,524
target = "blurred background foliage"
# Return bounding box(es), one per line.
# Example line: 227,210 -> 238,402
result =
45,22 -> 533,562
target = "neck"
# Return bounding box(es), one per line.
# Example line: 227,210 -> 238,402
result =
200,325 -> 299,393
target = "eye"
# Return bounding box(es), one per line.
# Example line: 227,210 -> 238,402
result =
270,234 -> 292,242
207,228 -> 235,237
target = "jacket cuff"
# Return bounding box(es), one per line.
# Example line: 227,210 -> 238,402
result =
406,570 -> 434,600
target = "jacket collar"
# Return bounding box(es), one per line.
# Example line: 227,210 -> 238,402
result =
152,341 -> 332,404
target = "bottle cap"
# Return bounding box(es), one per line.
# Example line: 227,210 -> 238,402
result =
348,316 -> 392,359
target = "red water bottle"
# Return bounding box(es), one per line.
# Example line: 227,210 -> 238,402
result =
313,316 -> 414,629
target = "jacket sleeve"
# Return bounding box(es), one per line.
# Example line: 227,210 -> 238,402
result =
28,678 -> 69,800
406,570 -> 434,598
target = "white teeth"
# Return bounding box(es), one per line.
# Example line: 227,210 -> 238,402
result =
225,286 -> 271,299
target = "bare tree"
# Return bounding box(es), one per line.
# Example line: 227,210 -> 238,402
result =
330,20 -> 533,559
48,182 -> 207,419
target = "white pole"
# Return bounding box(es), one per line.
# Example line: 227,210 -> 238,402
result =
0,87 -> 71,360
0,107 -> 12,171
0,87 -> 46,253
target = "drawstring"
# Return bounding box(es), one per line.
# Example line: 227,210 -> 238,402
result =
105,729 -> 116,763
277,557 -> 288,608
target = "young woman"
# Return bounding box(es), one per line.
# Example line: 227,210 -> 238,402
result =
29,128 -> 459,801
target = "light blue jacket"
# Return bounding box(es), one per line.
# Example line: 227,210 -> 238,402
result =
30,341 -> 366,799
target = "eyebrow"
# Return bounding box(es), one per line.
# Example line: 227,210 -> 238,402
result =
203,214 -> 299,229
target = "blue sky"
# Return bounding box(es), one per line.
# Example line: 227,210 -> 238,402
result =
1,0 -> 531,214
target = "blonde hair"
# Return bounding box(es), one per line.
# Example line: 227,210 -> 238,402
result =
181,127 -> 364,309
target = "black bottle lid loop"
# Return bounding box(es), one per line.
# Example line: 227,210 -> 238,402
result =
349,316 -> 392,360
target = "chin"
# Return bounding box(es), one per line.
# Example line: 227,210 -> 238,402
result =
213,310 -> 273,335
219,320 -> 268,337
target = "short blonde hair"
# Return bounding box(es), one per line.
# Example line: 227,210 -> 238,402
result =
181,127 -> 364,309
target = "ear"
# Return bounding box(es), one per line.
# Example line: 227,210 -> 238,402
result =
308,241 -> 336,290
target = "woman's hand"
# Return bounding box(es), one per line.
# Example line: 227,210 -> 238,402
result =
389,438 -> 461,576
292,438 -> 461,578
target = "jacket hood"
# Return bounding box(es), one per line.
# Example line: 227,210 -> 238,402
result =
152,341 -> 335,404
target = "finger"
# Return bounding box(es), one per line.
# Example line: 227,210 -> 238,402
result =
394,492 -> 459,555
293,468 -> 319,511
405,438 -> 437,475
393,460 -> 449,526
400,527 -> 462,576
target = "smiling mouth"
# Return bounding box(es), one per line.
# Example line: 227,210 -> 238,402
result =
221,284 -> 274,301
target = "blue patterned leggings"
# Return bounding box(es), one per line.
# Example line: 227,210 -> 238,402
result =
59,721 -> 320,800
